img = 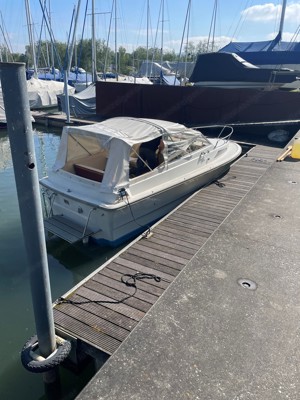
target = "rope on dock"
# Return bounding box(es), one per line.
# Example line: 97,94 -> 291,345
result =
55,272 -> 165,306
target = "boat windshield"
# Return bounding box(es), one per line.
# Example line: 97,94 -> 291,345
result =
164,129 -> 210,161
129,129 -> 209,177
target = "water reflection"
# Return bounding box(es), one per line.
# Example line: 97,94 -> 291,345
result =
0,132 -> 12,170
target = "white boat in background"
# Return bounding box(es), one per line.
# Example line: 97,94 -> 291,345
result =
40,117 -> 242,246
59,75 -> 152,117
27,77 -> 75,109
0,83 -> 35,126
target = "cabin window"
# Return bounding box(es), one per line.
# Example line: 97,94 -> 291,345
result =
62,133 -> 109,180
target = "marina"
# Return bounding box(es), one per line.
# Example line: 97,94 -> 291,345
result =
1,0 -> 300,396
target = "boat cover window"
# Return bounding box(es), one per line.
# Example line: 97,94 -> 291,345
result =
165,130 -> 209,160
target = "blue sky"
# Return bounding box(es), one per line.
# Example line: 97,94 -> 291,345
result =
1,0 -> 300,54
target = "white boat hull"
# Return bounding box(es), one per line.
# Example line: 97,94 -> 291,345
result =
42,153 -> 237,246
40,118 -> 242,246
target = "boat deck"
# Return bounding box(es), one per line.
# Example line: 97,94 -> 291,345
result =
53,143 -> 280,356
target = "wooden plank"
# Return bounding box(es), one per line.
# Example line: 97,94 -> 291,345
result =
132,242 -> 191,264
160,219 -> 214,237
206,181 -> 253,193
100,268 -> 166,297
62,293 -> 138,330
108,260 -> 172,290
136,237 -> 196,259
92,273 -> 160,304
111,257 -> 175,285
75,286 -> 145,321
140,234 -> 199,256
187,198 -> 235,211
202,186 -> 245,199
166,213 -> 220,230
149,231 -> 201,252
125,247 -> 185,271
178,205 -> 229,221
55,302 -> 130,342
154,224 -> 208,246
54,309 -> 121,354
119,251 -> 181,278
169,208 -> 223,227
200,188 -> 242,202
230,163 -> 265,175
84,280 -> 153,313
235,157 -> 271,169
224,173 -> 260,184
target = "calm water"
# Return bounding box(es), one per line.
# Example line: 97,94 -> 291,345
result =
0,126 -> 121,399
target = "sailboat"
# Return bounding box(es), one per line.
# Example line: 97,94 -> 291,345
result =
25,0 -> 75,109
219,0 -> 300,71
189,52 -> 300,89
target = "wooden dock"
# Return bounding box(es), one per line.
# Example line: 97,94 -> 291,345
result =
53,144 -> 281,358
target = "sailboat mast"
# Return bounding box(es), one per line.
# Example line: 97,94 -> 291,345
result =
25,0 -> 38,77
160,0 -> 164,84
115,0 -> 118,78
92,0 -> 97,82
160,0 -> 164,67
146,0 -> 150,77
278,0 -> 287,38
66,0 -> 81,76
184,0 -> 191,82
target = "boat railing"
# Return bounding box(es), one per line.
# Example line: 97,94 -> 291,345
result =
41,188 -> 56,219
193,124 -> 234,148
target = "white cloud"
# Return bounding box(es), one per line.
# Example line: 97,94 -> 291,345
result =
284,3 -> 300,22
242,2 -> 300,23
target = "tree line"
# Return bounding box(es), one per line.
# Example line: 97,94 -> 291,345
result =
1,38 -> 216,75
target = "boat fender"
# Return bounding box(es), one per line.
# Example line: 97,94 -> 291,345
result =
20,335 -> 71,373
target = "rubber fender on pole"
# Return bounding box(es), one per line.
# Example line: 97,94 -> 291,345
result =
20,335 -> 72,373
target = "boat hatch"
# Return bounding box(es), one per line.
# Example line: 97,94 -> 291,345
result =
43,215 -> 95,244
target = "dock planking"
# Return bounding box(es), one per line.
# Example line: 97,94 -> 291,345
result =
53,144 -> 281,356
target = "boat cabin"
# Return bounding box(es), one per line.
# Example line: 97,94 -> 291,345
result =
53,117 -> 209,193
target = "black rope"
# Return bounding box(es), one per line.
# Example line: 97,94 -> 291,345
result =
121,272 -> 161,286
55,272 -> 162,306
119,189 -> 152,238
214,180 -> 225,188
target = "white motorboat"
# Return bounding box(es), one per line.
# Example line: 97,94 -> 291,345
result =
40,117 -> 242,246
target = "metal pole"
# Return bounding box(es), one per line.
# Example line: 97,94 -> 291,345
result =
0,62 -> 57,384
67,0 -> 81,76
114,0 -> 118,80
278,0 -> 287,39
63,70 -> 71,123
92,0 -> 97,83
25,0 -> 38,77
